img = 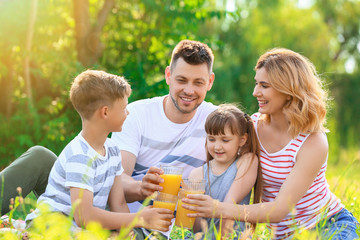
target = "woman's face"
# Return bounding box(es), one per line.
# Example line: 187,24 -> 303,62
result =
253,67 -> 289,116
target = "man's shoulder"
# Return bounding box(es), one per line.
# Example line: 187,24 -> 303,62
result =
198,100 -> 218,114
128,96 -> 164,108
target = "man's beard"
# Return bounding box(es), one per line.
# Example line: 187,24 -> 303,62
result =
170,93 -> 201,114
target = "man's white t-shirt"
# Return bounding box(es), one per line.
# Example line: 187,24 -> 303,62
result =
111,95 -> 217,210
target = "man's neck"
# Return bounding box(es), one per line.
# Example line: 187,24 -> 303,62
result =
163,95 -> 197,124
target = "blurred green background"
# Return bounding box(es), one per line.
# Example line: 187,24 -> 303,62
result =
0,0 -> 359,167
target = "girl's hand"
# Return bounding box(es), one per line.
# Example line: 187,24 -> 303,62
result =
182,194 -> 221,218
138,206 -> 173,232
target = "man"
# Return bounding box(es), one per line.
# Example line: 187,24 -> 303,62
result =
111,39 -> 217,210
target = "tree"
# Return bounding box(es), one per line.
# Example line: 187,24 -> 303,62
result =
73,0 -> 115,67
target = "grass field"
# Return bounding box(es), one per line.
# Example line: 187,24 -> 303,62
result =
1,151 -> 359,239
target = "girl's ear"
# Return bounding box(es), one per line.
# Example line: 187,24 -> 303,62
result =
239,133 -> 248,147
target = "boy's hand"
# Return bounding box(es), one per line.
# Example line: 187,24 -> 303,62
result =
140,166 -> 164,198
138,206 -> 174,232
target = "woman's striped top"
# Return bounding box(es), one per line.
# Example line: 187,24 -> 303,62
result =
252,113 -> 343,239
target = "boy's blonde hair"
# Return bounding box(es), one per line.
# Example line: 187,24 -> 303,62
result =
255,48 -> 328,137
70,70 -> 131,119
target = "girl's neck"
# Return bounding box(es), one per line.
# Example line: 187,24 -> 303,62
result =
210,157 -> 237,176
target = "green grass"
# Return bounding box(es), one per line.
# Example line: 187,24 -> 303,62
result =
1,151 -> 360,239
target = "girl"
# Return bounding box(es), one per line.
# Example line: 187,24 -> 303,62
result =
188,104 -> 262,239
183,49 -> 359,239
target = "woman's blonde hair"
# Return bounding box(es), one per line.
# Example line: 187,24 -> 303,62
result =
255,48 -> 328,137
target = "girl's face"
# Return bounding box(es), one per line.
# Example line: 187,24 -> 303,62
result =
253,67 -> 289,116
206,125 -> 247,165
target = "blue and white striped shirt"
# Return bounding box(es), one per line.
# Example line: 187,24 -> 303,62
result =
26,133 -> 123,222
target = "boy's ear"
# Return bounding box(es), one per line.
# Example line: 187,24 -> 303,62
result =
99,106 -> 109,119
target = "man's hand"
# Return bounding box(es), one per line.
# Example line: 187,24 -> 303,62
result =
139,166 -> 164,198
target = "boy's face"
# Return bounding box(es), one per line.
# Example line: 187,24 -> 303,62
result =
107,97 -> 129,132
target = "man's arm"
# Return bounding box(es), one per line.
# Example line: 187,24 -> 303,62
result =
121,150 -> 164,203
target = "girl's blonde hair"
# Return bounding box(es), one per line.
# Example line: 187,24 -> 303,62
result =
205,104 -> 262,211
255,48 -> 328,137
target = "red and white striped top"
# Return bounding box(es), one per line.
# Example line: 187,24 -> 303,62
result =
252,113 -> 343,239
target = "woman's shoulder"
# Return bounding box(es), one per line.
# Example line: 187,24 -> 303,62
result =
302,132 -> 328,151
297,132 -> 328,164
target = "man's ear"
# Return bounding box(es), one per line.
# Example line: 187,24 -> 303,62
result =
165,66 -> 171,85
207,72 -> 215,91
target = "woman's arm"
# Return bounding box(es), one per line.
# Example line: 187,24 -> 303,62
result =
183,133 -> 328,223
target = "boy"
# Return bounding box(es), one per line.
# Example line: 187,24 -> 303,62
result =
25,70 -> 173,232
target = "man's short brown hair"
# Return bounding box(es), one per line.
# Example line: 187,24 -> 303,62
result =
170,40 -> 214,73
70,70 -> 131,119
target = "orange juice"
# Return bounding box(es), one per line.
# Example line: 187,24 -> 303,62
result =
175,190 -> 204,229
153,200 -> 177,212
159,174 -> 182,195
153,199 -> 176,223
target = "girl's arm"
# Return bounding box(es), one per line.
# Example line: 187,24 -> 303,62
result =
221,153 -> 258,237
223,153 -> 258,204
183,132 -> 328,223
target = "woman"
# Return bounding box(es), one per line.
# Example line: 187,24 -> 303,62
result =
182,48 -> 359,239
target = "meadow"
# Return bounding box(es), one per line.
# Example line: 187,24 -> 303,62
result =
1,148 -> 359,239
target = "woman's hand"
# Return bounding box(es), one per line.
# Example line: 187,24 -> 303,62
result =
139,166 -> 164,198
182,194 -> 221,218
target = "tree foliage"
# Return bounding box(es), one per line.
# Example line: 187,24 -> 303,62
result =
0,0 -> 359,166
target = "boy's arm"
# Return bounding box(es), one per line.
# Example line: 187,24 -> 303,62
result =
108,175 -> 129,213
70,187 -> 173,231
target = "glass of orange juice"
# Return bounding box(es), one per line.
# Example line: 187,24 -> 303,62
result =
175,179 -> 206,229
159,165 -> 183,195
152,192 -> 178,223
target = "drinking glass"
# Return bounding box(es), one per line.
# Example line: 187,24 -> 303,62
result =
152,192 -> 178,223
175,178 -> 206,229
159,165 -> 184,195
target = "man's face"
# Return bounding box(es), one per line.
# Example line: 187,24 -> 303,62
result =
165,58 -> 214,115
